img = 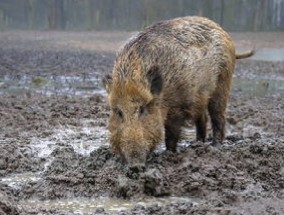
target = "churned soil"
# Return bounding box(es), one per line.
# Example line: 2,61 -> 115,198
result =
0,31 -> 284,215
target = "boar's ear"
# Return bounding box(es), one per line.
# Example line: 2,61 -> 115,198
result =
146,66 -> 163,95
102,74 -> 112,93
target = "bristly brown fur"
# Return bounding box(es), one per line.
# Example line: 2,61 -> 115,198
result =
103,16 -> 253,166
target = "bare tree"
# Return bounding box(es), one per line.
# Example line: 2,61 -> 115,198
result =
47,0 -> 65,30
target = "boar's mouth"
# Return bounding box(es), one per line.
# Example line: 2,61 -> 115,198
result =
126,154 -> 146,169
120,144 -> 148,169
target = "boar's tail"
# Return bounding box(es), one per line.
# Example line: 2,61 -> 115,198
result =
236,50 -> 254,59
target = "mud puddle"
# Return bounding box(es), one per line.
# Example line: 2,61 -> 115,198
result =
236,47 -> 284,62
2,75 -> 284,104
19,196 -> 197,214
0,74 -> 105,96
249,48 -> 284,62
232,76 -> 284,98
2,70 -> 284,100
30,124 -> 109,158
0,172 -> 41,189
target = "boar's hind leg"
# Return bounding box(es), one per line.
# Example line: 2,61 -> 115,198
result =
195,112 -> 208,142
208,100 -> 225,146
208,69 -> 232,146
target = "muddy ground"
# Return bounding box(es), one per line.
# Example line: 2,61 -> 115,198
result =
0,31 -> 284,215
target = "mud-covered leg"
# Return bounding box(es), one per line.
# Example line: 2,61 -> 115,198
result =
208,100 -> 226,146
195,112 -> 208,142
208,68 -> 233,146
165,122 -> 182,152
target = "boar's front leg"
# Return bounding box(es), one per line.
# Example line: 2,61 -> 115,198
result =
165,116 -> 184,152
195,112 -> 208,142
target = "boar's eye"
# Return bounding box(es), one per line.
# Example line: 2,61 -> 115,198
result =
139,105 -> 147,117
113,108 -> 124,119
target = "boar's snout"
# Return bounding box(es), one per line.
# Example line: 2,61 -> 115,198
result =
122,143 -> 148,169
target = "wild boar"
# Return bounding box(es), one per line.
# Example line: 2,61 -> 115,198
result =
103,16 -> 253,167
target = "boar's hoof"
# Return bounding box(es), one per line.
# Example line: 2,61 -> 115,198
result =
211,140 -> 222,148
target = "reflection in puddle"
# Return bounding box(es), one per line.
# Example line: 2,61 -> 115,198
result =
19,196 -> 197,214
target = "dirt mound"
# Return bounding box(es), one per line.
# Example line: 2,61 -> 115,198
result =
19,140 -> 284,210
0,143 -> 43,177
0,187 -> 20,215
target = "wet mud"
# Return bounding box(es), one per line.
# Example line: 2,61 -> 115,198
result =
0,32 -> 284,214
